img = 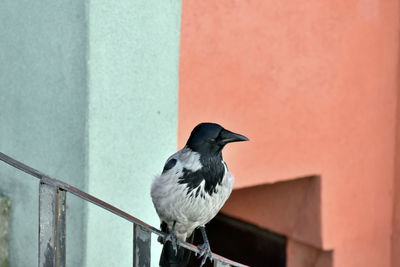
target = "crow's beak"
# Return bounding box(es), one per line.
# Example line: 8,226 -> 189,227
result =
219,129 -> 249,145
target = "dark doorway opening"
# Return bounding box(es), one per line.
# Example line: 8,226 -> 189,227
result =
189,213 -> 286,267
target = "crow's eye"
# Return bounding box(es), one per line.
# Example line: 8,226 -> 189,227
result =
209,138 -> 216,143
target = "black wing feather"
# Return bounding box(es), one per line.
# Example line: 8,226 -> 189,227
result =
162,158 -> 177,173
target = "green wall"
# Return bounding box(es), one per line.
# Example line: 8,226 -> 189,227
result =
0,1 -> 87,266
86,0 -> 181,266
0,0 -> 181,266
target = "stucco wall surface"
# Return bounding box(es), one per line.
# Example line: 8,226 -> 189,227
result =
85,1 -> 181,266
0,1 -> 87,266
178,1 -> 399,267
0,1 -> 182,267
392,85 -> 400,267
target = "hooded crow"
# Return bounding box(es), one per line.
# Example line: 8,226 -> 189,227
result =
151,122 -> 249,267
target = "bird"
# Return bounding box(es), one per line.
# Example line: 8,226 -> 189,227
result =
151,122 -> 249,267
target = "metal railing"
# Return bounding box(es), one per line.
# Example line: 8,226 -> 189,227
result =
0,152 -> 248,267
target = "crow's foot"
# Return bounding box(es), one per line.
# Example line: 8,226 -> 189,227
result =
158,221 -> 179,255
197,240 -> 212,267
165,230 -> 179,255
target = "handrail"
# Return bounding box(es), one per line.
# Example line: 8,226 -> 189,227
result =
0,152 -> 248,267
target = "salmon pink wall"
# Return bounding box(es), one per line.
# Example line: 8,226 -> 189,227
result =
393,87 -> 400,267
178,1 -> 399,267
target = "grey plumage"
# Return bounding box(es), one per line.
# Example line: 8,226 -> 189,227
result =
151,147 -> 234,242
151,122 -> 248,267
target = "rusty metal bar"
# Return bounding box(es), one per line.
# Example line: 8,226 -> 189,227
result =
39,176 -> 247,266
214,260 -> 231,267
133,224 -> 151,267
0,152 -> 44,179
0,152 -> 248,267
39,182 -> 66,267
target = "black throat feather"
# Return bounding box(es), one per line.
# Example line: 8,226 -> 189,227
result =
178,154 -> 225,197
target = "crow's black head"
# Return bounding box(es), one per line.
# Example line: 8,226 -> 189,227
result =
186,122 -> 249,156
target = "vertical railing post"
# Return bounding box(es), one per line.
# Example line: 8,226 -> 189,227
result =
39,182 -> 66,267
133,223 -> 151,267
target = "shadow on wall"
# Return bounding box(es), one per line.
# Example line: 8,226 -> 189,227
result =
190,213 -> 286,267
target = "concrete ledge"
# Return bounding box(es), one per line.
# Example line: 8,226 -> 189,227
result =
222,176 -> 323,248
0,195 -> 10,267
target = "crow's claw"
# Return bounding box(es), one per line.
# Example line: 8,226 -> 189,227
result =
165,230 -> 179,255
197,242 -> 212,267
158,221 -> 179,254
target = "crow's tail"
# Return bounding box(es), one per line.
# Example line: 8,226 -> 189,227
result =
159,232 -> 194,267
